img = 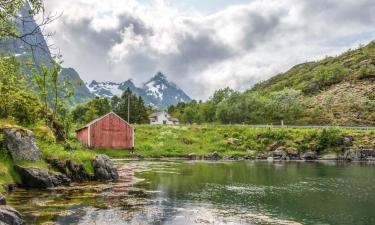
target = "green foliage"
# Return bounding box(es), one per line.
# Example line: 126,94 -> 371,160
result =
357,64 -> 375,79
312,64 -> 349,87
168,88 -> 306,125
112,88 -> 150,124
0,55 -> 42,124
0,0 -> 43,39
316,128 -> 342,152
72,97 -> 111,125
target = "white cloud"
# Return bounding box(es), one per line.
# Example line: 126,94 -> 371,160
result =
44,0 -> 375,99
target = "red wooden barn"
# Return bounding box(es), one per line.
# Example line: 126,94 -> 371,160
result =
76,112 -> 134,149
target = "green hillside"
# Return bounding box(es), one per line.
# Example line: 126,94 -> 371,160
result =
167,41 -> 375,125
253,41 -> 375,93
251,41 -> 375,124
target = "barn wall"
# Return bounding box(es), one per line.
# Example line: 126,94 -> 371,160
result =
76,127 -> 89,146
90,113 -> 133,149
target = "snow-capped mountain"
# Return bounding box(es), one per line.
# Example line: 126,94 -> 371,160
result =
87,72 -> 192,109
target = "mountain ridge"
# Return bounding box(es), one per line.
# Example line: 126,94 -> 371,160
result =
87,72 -> 192,109
0,2 -> 93,105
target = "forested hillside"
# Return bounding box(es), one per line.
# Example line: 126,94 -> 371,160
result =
169,41 -> 375,125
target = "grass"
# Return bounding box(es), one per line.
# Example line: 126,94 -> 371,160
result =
0,121 -> 97,193
91,125 -> 375,158
38,140 -> 96,175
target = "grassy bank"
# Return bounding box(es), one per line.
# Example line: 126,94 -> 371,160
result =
0,120 -> 96,193
94,125 -> 375,158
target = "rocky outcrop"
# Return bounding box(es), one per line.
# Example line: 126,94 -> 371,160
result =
0,206 -> 23,225
301,151 -> 318,160
14,165 -> 71,188
92,155 -> 119,182
46,158 -> 91,182
47,155 -> 119,182
204,151 -> 221,160
3,128 -> 41,161
342,148 -> 375,161
0,195 -> 5,205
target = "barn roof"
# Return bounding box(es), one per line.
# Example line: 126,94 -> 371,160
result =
75,112 -> 133,132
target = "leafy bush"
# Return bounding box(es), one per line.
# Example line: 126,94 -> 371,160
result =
312,64 -> 349,87
357,64 -> 375,79
316,128 -> 342,152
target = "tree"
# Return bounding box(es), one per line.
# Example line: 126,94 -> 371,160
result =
0,54 -> 42,124
113,88 -> 149,124
71,97 -> 111,125
0,0 -> 60,54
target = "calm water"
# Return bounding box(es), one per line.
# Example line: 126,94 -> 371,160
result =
5,161 -> 375,225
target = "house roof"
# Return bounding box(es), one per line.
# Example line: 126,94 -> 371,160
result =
75,111 -> 133,132
148,112 -> 166,118
170,118 -> 179,122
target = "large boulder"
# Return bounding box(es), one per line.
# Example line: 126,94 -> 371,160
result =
3,128 -> 41,161
92,155 -> 119,182
0,195 -> 5,205
302,151 -> 317,160
0,206 -> 23,225
14,165 -> 54,188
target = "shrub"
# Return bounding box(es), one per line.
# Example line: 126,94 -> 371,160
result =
312,64 -> 349,87
316,128 -> 342,152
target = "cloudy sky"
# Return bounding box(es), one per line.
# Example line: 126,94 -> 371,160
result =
44,0 -> 375,100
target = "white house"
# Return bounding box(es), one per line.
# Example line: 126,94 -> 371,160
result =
149,112 -> 179,125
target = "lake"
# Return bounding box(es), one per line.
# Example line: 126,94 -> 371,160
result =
5,160 -> 375,225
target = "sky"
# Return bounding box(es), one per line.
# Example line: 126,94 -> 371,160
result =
43,0 -> 375,100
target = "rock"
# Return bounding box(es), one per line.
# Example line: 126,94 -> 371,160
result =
182,138 -> 193,145
286,147 -> 299,159
51,173 -> 71,186
46,158 -> 91,182
273,149 -> 287,159
0,206 -> 23,225
65,160 -> 91,182
205,151 -> 221,160
14,165 -> 54,188
343,148 -> 375,161
92,155 -> 119,182
336,135 -> 354,146
188,153 -> 198,160
227,138 -> 239,145
2,184 -> 17,192
302,151 -> 317,160
0,195 -> 5,205
244,155 -> 255,160
3,128 -> 41,161
269,141 -> 283,151
319,153 -> 338,160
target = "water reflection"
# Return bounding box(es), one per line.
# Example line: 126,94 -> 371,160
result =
5,161 -> 375,225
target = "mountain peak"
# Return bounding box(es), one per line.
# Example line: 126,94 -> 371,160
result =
86,73 -> 192,109
152,72 -> 167,81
